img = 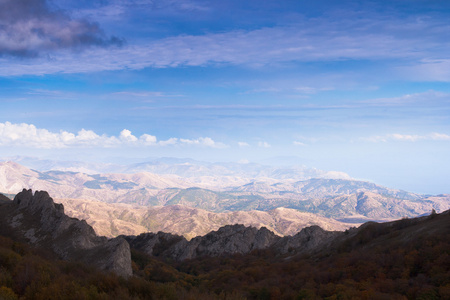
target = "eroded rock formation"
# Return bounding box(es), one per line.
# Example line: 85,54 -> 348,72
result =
0,189 -> 132,277
125,223 -> 340,261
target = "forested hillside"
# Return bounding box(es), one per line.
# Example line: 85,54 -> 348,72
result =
1,209 -> 448,299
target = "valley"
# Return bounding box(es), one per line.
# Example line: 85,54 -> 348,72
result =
57,198 -> 353,238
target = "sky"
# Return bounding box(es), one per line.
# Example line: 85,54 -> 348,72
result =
1,0 -> 450,194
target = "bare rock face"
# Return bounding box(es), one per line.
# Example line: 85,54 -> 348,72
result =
1,189 -> 132,277
123,231 -> 186,257
185,225 -> 280,259
273,225 -> 341,255
127,224 -> 287,260
3,190 -> 344,265
125,222 -> 347,261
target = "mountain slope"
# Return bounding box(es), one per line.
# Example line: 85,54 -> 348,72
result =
1,201 -> 448,300
57,197 -> 354,239
1,188 -> 448,299
0,190 -> 132,277
125,208 -> 450,263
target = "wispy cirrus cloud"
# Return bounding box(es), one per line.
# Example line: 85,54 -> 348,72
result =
70,0 -> 210,20
2,7 -> 450,76
0,122 -> 226,149
109,91 -> 184,102
293,141 -> 306,146
364,132 -> 450,143
294,86 -> 334,94
361,90 -> 450,107
398,59 -> 450,82
243,85 -> 333,97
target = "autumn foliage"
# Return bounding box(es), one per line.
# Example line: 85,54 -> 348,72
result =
1,212 -> 449,299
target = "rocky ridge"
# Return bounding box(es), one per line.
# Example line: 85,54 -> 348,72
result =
124,223 -> 342,261
0,189 -> 132,277
2,189 -> 446,277
1,189 -> 344,270
125,209 -> 449,262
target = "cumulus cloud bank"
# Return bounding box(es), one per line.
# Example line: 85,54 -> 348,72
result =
0,0 -> 123,57
0,122 -> 225,149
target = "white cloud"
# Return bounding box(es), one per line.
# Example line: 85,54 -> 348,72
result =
238,142 -> 250,147
158,138 -> 178,146
364,132 -> 450,143
389,133 -> 421,142
179,137 -> 227,148
0,122 -> 226,149
140,133 -> 157,144
429,132 -> 450,141
0,122 -> 120,148
293,141 -> 306,146
119,129 -> 138,142
258,141 -> 271,148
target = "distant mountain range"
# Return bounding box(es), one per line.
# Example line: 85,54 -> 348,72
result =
3,155 -> 351,179
1,159 -> 449,240
0,160 -> 450,221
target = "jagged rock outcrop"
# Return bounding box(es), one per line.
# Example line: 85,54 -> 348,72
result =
123,231 -> 186,257
125,223 -> 339,261
186,225 -> 280,259
0,189 -> 343,269
125,224 -> 281,261
272,225 -> 341,254
0,189 -> 132,277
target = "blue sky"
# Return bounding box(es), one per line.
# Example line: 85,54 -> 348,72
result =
1,0 -> 450,194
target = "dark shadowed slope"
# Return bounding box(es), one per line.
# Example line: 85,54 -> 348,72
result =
0,189 -> 132,277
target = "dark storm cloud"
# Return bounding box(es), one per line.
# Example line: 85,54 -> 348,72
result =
0,0 -> 123,57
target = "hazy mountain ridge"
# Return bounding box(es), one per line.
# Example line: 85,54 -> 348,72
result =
1,161 -> 448,223
6,156 -> 351,180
